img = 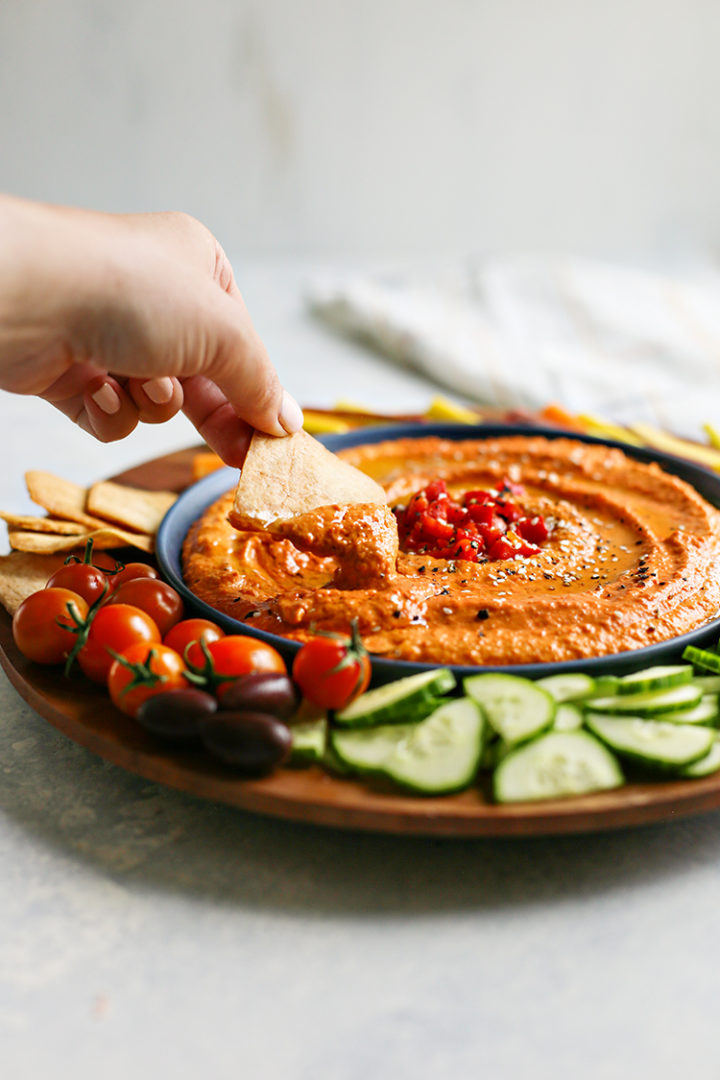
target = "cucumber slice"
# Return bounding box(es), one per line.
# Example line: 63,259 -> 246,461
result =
464,673 -> 555,745
322,741 -> 354,776
683,646 -> 720,673
585,713 -> 714,769
331,697 -> 485,795
334,668 -> 456,727
331,721 -> 419,772
493,731 -> 623,803
535,673 -> 596,702
695,676 -> 720,693
679,738 -> 720,778
654,695 -> 719,726
593,675 -> 621,696
552,703 -> 584,731
614,664 -> 693,695
289,716 -> 327,765
583,682 -> 702,716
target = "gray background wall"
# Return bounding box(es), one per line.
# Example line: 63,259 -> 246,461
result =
1,0 -> 719,260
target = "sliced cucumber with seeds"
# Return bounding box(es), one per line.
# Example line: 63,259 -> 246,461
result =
334,668 -> 456,727
583,682 -> 702,716
683,646 -> 720,673
679,738 -> 720,778
289,716 -> 327,765
464,673 -> 555,745
552,703 -> 584,731
535,672 -> 596,702
585,713 -> 714,769
653,695 -> 719,726
494,731 -> 623,803
331,697 -> 485,795
614,664 -> 693,695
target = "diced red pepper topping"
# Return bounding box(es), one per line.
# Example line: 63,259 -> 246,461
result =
393,477 -> 550,564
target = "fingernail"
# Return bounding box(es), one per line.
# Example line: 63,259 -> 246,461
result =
143,377 -> 175,405
279,390 -> 304,434
91,383 -> 121,415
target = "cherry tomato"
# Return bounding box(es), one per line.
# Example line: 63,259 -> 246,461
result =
77,603 -> 161,684
107,642 -> 187,718
46,562 -> 110,606
12,588 -> 88,665
107,562 -> 160,592
105,578 -> 184,637
163,618 -> 225,666
198,636 -> 286,699
84,550 -> 121,572
292,624 -> 371,710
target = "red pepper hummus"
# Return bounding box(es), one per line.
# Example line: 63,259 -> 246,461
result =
182,435 -> 720,665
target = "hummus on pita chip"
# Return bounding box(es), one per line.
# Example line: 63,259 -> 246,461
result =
229,430 -> 387,530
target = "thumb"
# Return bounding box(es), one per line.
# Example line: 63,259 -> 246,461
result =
198,285 -> 303,438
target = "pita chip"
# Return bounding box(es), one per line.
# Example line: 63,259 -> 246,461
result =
0,551 -> 66,614
229,430 -> 387,530
86,481 -> 177,534
25,471 -> 108,529
0,512 -> 87,535
8,526 -> 154,555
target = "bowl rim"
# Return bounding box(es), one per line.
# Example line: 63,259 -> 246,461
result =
156,421 -> 720,680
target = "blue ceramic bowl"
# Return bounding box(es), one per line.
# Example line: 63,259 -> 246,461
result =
157,423 -> 720,683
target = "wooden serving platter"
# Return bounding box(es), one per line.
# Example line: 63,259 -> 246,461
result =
2,446 -> 720,837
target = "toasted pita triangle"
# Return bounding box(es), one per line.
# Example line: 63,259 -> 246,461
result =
25,471 -> 107,529
229,430 -> 387,530
0,551 -> 67,614
8,527 -> 154,554
86,481 -> 176,534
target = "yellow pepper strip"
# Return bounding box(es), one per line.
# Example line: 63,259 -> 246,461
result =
424,396 -> 482,424
333,399 -> 376,414
630,423 -> 720,470
302,411 -> 352,435
703,422 -> 720,450
576,414 -> 643,446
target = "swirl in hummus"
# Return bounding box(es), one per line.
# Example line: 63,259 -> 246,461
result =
182,435 -> 720,665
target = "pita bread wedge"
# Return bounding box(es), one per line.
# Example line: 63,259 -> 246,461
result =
0,512 -> 87,535
8,526 -> 154,555
0,551 -> 66,614
86,481 -> 176,534
229,430 -> 387,530
25,471 -> 108,529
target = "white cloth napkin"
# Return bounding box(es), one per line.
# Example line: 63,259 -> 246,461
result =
307,256 -> 720,437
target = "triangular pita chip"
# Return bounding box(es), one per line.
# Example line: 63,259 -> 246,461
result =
8,527 -> 154,554
229,430 -> 387,530
86,481 -> 176,534
0,512 -> 87,535
0,551 -> 67,614
25,471 -> 108,529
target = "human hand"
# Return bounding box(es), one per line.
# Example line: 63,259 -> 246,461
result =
0,197 -> 303,466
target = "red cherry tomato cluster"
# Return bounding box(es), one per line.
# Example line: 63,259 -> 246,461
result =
393,478 -> 549,563
10,541 -> 372,774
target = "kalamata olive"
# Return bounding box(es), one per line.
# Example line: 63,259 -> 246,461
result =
200,711 -> 292,773
218,672 -> 300,721
136,688 -> 217,741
